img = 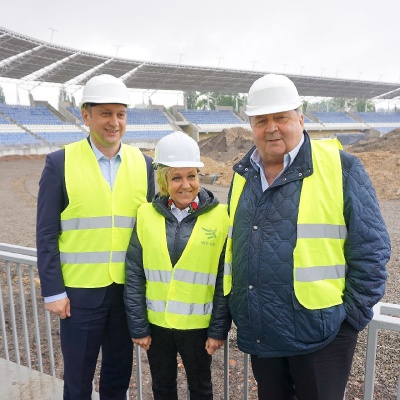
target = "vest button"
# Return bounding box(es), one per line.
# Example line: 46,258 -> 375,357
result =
253,225 -> 258,230
256,339 -> 261,343
249,285 -> 253,290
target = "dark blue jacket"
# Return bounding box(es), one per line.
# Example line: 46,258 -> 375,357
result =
228,132 -> 390,357
36,138 -> 155,305
124,187 -> 232,340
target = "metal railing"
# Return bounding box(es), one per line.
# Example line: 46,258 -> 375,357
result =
0,243 -> 246,399
0,242 -> 398,399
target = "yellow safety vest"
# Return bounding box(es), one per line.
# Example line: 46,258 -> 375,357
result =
225,139 -> 347,310
59,139 -> 148,287
137,202 -> 229,329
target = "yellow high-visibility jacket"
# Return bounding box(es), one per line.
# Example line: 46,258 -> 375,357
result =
225,139 -> 346,309
59,139 -> 148,287
137,202 -> 229,329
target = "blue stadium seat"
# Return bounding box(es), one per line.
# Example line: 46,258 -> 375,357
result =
356,112 -> 400,123
312,112 -> 357,124
179,109 -> 246,125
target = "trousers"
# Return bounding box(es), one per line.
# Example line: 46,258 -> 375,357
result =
60,283 -> 133,400
146,324 -> 213,400
251,320 -> 359,400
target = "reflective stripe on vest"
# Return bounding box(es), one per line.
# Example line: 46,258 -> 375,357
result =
225,139 -> 347,309
59,139 -> 148,288
145,268 -> 217,286
147,299 -> 214,316
61,216 -> 136,231
60,251 -> 127,264
137,202 -> 229,329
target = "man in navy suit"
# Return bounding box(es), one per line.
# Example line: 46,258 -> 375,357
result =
36,74 -> 155,399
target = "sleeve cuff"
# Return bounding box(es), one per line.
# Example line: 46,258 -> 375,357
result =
44,292 -> 67,303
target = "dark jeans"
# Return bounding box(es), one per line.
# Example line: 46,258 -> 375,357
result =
147,324 -> 213,400
60,284 -> 132,400
251,320 -> 359,400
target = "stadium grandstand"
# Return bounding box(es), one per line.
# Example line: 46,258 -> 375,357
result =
0,25 -> 400,156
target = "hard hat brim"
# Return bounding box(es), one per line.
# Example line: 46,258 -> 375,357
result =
245,99 -> 303,116
158,161 -> 204,168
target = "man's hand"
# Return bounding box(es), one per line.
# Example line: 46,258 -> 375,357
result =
132,336 -> 152,351
205,338 -> 224,355
45,297 -> 71,319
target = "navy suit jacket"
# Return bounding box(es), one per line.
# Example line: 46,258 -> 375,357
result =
36,139 -> 155,307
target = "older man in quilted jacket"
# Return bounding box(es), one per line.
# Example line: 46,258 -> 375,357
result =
225,74 -> 391,400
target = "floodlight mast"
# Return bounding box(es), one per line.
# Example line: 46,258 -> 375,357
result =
48,28 -> 58,43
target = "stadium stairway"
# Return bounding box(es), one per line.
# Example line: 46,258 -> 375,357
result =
0,358 -> 100,399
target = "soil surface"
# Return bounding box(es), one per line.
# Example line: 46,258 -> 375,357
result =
0,128 -> 399,399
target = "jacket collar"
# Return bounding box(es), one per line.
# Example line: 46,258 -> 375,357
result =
153,187 -> 219,220
233,131 -> 313,188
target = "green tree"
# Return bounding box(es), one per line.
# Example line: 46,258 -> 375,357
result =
183,91 -> 200,109
0,85 -> 6,104
195,93 -> 219,110
216,93 -> 246,110
184,91 -> 246,111
355,98 -> 375,112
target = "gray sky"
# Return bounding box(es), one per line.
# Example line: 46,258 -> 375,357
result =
1,0 -> 400,106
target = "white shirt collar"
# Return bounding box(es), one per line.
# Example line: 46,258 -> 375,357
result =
89,137 -> 122,161
169,196 -> 199,222
250,134 -> 305,190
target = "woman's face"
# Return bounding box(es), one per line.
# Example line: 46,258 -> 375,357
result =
167,167 -> 200,210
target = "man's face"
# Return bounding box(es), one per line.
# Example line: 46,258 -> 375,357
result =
250,110 -> 304,164
81,104 -> 127,150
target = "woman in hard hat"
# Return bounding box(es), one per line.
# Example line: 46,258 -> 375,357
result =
124,131 -> 231,400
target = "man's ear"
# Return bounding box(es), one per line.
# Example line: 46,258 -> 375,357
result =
299,113 -> 305,128
81,108 -> 90,127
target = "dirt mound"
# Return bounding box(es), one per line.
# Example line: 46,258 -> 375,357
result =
346,131 -> 400,200
346,129 -> 400,152
199,127 -> 253,163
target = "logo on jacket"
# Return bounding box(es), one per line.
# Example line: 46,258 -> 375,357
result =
202,227 -> 217,240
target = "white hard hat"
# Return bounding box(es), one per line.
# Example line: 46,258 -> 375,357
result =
245,74 -> 302,116
80,74 -> 130,108
154,131 -> 204,168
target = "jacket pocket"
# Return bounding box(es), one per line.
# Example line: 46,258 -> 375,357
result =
292,291 -> 345,343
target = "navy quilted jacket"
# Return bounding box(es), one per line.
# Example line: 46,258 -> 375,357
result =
124,187 -> 231,340
228,132 -> 390,357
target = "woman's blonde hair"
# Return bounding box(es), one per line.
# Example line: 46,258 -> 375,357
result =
156,165 -> 171,196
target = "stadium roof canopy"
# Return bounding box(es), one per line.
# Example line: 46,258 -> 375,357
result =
1,26 -> 399,100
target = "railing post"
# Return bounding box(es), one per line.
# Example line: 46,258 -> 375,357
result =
135,344 -> 143,399
224,340 -> 229,400
243,353 -> 249,400
29,267 -> 43,372
363,321 -> 379,400
6,261 -> 20,364
17,263 -> 32,369
0,276 -> 9,360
